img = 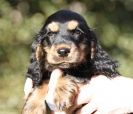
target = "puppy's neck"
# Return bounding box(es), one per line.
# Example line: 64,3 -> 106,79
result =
63,62 -> 93,81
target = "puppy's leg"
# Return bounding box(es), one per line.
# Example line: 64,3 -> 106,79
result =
54,76 -> 79,112
22,81 -> 49,114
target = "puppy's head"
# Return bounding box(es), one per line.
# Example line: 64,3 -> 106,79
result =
28,10 -> 119,86
36,10 -> 96,70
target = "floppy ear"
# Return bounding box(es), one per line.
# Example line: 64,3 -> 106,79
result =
26,34 -> 45,86
89,30 -> 119,77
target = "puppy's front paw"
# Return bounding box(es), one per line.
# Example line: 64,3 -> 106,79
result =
54,77 -> 78,111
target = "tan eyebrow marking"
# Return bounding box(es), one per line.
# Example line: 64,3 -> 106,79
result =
67,20 -> 78,30
47,22 -> 59,32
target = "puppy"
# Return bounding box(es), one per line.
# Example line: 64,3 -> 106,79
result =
22,10 -> 119,114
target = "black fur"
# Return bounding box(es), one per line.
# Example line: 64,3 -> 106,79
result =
26,10 -> 119,86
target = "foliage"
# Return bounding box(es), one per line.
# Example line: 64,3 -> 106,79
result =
0,0 -> 133,113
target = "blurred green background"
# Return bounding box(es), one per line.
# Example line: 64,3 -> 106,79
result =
0,0 -> 133,114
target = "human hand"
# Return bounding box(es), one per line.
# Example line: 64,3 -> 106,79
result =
75,75 -> 133,114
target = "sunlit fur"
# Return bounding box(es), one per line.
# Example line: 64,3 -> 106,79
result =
22,10 -> 119,114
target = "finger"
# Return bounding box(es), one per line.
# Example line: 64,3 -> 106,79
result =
50,69 -> 63,79
76,101 -> 97,114
48,68 -> 63,94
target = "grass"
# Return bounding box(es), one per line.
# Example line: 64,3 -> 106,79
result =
0,73 -> 25,114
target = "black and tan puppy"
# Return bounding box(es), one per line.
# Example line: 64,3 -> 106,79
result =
22,10 -> 119,114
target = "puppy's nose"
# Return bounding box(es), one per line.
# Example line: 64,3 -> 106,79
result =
57,48 -> 70,57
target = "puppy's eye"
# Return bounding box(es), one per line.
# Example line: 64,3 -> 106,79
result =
74,29 -> 82,35
70,28 -> 82,36
47,32 -> 57,37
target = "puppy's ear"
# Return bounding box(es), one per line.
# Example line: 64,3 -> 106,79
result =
26,34 -> 45,86
90,31 -> 119,77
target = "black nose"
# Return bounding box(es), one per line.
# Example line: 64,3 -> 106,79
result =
57,48 -> 70,57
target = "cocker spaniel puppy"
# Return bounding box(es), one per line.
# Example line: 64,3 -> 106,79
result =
22,10 -> 119,114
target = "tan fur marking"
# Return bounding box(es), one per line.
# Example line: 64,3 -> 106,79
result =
67,20 -> 78,30
91,41 -> 96,59
35,44 -> 44,61
47,22 -> 59,32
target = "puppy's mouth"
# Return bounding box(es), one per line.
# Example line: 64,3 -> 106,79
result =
46,61 -> 80,71
46,53 -> 86,71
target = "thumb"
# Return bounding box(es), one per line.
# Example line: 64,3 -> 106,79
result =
76,101 -> 97,114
